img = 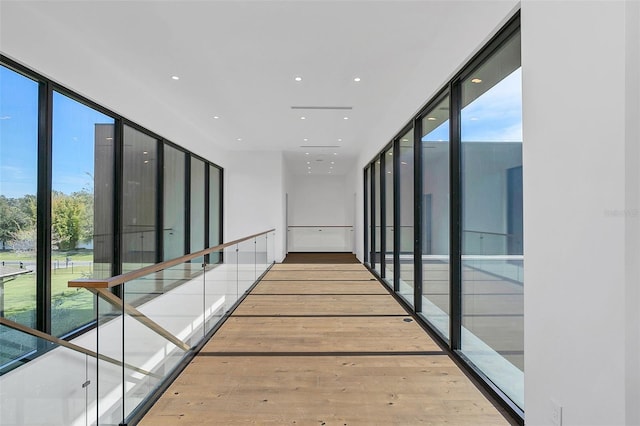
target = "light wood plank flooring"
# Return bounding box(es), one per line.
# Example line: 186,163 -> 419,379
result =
140,263 -> 511,425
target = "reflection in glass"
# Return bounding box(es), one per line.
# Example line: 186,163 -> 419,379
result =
190,157 -> 205,263
364,166 -> 371,265
373,159 -> 382,277
384,146 -> 394,284
122,126 -> 157,272
0,65 -> 39,364
420,96 -> 450,340
209,165 -> 221,263
51,92 -> 114,337
398,129 -> 414,305
460,31 -> 523,408
163,145 -> 185,261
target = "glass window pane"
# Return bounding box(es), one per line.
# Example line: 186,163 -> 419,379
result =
208,165 -> 221,263
420,96 -> 450,340
460,30 -> 523,409
163,145 -> 185,261
190,157 -> 205,260
373,159 -> 381,276
0,65 -> 39,362
398,129 -> 414,305
123,126 -> 157,272
51,91 -> 114,337
384,147 -> 394,284
365,167 -> 371,265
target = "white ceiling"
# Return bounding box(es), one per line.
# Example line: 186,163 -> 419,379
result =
0,0 -> 518,176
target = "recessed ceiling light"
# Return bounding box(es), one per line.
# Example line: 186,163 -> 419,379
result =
401,161 -> 408,165
308,166 -> 311,169
343,117 -> 349,120
330,166 -> 333,169
305,152 -> 309,155
389,152 -> 393,156
354,77 -> 361,82
387,171 -> 392,174
427,117 -> 437,121
106,137 -> 113,141
333,152 -> 338,155
171,75 -> 180,80
337,138 -> 342,142
300,116 -> 306,120
331,161 -> 335,164
328,171 -> 332,174
237,138 -> 242,141
306,161 -> 310,164
295,76 -> 302,82
402,139 -> 408,142
143,151 -> 148,155
471,78 -> 482,84
144,160 -> 149,164
303,138 -> 308,141
213,116 -> 220,119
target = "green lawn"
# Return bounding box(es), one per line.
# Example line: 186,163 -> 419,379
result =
2,250 -> 97,337
1,259 -> 97,365
0,250 -> 93,262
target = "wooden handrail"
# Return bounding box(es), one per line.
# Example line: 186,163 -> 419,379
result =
69,229 -> 275,289
0,317 -> 161,378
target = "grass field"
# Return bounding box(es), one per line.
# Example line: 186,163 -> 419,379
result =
0,249 -> 93,262
1,250 -> 98,336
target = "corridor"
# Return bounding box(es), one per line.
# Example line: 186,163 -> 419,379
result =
140,262 -> 511,425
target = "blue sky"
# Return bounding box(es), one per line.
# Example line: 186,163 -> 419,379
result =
1,66 -> 113,198
422,68 -> 522,143
0,66 -> 39,198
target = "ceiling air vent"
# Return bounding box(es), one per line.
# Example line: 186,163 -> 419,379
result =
291,106 -> 353,110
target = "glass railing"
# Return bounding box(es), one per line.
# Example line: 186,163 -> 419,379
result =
0,229 -> 275,426
287,226 -> 354,252
462,229 -> 523,284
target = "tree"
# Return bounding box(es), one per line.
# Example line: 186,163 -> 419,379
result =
73,190 -> 94,244
0,195 -> 34,250
52,193 -> 83,250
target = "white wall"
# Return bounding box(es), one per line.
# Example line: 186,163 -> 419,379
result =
286,174 -> 354,252
345,167 -> 361,259
522,1 -> 639,424
624,2 -> 640,424
287,175 -> 351,226
223,151 -> 285,262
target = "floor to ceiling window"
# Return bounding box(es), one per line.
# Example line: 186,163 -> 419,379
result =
190,156 -> 206,264
397,129 -> 414,306
0,56 -> 224,369
363,13 -> 522,419
51,91 -> 115,337
0,65 -> 39,366
373,158 -> 381,276
420,95 -> 450,340
459,27 -> 523,409
384,146 -> 394,285
209,164 -> 222,263
364,167 -> 371,266
163,144 -> 186,261
122,125 -> 158,273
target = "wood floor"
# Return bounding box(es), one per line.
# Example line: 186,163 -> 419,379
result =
140,263 -> 512,425
283,252 -> 359,264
